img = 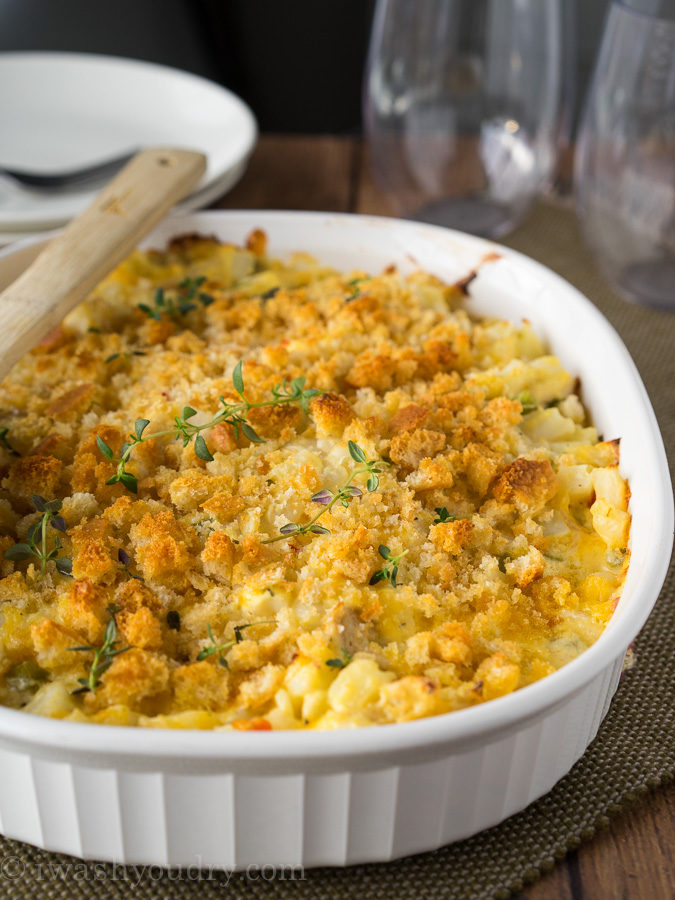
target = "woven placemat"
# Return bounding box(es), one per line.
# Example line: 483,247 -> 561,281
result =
0,201 -> 672,899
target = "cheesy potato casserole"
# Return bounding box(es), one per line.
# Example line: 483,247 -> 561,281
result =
0,231 -> 630,730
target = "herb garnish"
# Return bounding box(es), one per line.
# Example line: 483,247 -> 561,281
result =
0,426 -> 19,456
105,351 -> 146,364
95,361 -> 320,494
263,441 -> 388,543
345,277 -> 368,302
196,620 -> 273,669
370,544 -> 409,586
433,507 -> 472,525
326,648 -> 353,669
117,548 -> 143,581
4,495 -> 72,577
69,604 -> 132,694
517,390 -> 538,415
138,276 -> 214,320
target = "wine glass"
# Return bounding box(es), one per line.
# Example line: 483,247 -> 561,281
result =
575,0 -> 675,310
364,0 -> 574,238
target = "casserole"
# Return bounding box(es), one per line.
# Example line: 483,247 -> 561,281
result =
0,211 -> 670,868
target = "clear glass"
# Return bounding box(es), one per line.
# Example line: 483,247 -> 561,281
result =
575,0 -> 675,310
364,0 -> 573,238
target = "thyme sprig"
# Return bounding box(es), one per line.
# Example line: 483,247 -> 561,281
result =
263,441 -> 388,544
517,390 -> 538,415
326,648 -> 353,669
117,548 -> 143,581
370,544 -> 409,586
433,507 -> 473,525
345,277 -> 369,302
96,361 -> 321,494
196,620 -> 274,669
105,350 -> 146,364
138,276 -> 214,320
4,495 -> 72,577
69,604 -> 132,694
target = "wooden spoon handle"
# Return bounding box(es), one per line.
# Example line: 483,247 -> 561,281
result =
0,147 -> 206,379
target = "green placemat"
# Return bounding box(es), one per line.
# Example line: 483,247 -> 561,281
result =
0,201 -> 672,899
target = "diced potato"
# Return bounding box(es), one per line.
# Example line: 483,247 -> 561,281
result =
284,658 -> 333,715
327,659 -> 395,715
591,498 -> 631,549
472,356 -> 574,403
24,682 -> 76,718
302,690 -> 329,723
557,464 -> 594,503
592,466 -> 629,511
521,408 -> 579,442
577,574 -> 615,608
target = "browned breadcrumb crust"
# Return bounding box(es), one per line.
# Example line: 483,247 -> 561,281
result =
0,232 -> 630,730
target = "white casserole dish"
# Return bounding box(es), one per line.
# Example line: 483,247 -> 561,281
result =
0,211 -> 670,869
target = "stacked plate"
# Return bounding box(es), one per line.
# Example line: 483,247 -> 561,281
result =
0,52 -> 258,244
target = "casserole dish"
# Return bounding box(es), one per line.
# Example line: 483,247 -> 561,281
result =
0,211 -> 670,868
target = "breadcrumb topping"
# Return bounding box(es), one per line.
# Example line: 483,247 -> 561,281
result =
0,232 -> 630,729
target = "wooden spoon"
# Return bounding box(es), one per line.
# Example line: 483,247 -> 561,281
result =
0,147 -> 206,379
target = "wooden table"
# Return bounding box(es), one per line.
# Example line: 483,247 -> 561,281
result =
217,134 -> 674,900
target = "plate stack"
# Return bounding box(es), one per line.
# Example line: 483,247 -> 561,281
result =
0,52 -> 257,244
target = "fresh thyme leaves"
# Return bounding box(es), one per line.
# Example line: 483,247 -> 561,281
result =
117,548 -> 143,581
180,276 -> 215,307
4,495 -> 72,577
517,390 -> 538,415
69,604 -> 132,694
196,620 -> 273,668
233,621 -> 274,643
326,648 -> 353,669
138,277 -> 214,321
263,441 -> 388,544
0,426 -> 19,456
345,277 -> 368,302
139,288 -> 187,320
196,624 -> 227,666
95,361 -> 321,494
231,359 -> 245,394
105,351 -> 146,364
370,544 -> 409,586
433,507 -> 472,525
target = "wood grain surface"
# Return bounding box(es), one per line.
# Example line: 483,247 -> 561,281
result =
218,134 -> 674,900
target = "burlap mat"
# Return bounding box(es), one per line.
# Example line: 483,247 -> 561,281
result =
0,201 -> 672,899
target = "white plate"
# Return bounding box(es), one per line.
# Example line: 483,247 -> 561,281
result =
0,160 -> 251,247
0,212 -> 670,869
0,52 -> 257,231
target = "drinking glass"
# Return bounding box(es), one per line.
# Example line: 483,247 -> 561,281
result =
575,0 -> 675,310
364,0 -> 573,238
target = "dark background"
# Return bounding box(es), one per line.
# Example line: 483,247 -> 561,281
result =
0,0 -> 609,133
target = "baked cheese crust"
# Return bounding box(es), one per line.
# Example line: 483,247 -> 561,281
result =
0,232 -> 630,729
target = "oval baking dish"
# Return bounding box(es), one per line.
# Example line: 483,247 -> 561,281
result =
0,211 -> 670,869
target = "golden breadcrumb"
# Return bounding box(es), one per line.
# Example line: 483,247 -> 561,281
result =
0,231 -> 630,730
